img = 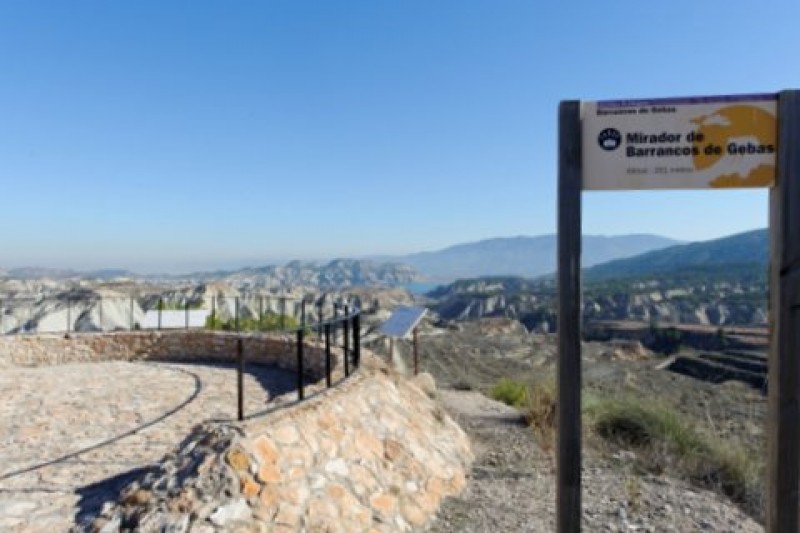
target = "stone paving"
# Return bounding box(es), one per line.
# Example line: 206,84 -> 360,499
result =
0,360 -> 298,532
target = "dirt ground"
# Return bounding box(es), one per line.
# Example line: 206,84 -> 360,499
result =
367,320 -> 768,530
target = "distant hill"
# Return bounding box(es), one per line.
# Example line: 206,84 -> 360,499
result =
585,229 -> 767,280
385,234 -> 681,280
0,267 -> 135,280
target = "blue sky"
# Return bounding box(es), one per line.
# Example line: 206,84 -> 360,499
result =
0,1 -> 796,272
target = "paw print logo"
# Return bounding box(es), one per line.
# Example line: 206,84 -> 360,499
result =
597,128 -> 622,151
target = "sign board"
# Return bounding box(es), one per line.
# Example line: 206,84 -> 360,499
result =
582,93 -> 777,190
379,306 -> 427,339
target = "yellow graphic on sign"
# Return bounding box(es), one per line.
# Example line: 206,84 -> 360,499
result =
690,105 -> 777,188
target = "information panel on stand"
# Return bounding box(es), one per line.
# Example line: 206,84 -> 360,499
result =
582,93 -> 777,190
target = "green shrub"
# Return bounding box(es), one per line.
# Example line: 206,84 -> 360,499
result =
204,312 -> 300,332
489,378 -> 529,408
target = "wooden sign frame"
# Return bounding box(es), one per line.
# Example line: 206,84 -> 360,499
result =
556,90 -> 799,532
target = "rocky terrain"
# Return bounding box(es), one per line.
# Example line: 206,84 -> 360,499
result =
427,274 -> 766,331
0,275 -> 416,335
372,318 -> 768,530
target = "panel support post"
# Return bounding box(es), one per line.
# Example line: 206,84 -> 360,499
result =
557,99 -> 582,533
413,327 -> 419,376
767,89 -> 800,533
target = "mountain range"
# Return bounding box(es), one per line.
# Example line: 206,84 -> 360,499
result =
380,234 -> 682,280
4,230 -> 766,286
584,229 -> 767,280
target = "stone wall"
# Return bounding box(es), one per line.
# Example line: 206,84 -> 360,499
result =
0,330 -> 473,531
93,358 -> 472,532
0,330 -> 335,378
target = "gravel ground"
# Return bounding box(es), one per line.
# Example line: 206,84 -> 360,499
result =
427,389 -> 763,532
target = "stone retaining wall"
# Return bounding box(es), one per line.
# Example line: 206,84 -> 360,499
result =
93,357 -> 472,532
0,331 -> 473,531
0,330 -> 334,378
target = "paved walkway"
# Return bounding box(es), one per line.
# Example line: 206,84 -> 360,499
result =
0,360 -> 298,531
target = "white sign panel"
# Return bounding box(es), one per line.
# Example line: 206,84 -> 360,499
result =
380,306 -> 427,339
582,93 -> 777,190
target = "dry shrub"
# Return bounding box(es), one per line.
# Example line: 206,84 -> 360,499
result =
585,395 -> 764,519
525,379 -> 557,447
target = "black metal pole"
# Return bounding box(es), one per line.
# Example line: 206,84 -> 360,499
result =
211,296 -> 216,330
281,297 -> 286,330
353,314 -> 361,368
237,337 -> 244,421
297,329 -> 305,401
343,308 -> 350,377
235,296 -> 240,332
316,301 -> 321,341
414,327 -> 419,376
325,323 -> 332,388
301,299 -> 306,328
185,301 -> 189,329
158,298 -> 163,331
333,302 -> 339,346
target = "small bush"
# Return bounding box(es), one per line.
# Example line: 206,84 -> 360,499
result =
205,312 -> 300,332
585,395 -> 762,514
489,378 -> 528,408
525,379 -> 557,445
451,378 -> 475,391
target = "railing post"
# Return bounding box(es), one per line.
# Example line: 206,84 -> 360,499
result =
301,299 -> 306,328
235,296 -> 240,332
237,337 -> 244,421
325,323 -> 332,388
333,303 -> 339,346
158,298 -> 163,331
211,296 -> 216,330
353,314 -> 361,368
343,307 -> 350,377
185,301 -> 189,329
297,329 -> 305,401
281,297 -> 286,330
317,300 -> 323,341
259,295 -> 264,331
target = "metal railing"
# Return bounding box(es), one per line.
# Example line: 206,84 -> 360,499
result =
0,293 -> 363,419
233,305 -> 362,420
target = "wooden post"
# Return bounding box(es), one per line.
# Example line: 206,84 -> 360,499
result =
767,89 -> 800,533
557,99 -> 582,533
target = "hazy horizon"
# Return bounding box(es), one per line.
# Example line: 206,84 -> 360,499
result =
0,228 -> 762,275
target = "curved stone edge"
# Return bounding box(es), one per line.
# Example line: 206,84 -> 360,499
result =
90,355 -> 473,532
